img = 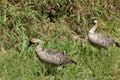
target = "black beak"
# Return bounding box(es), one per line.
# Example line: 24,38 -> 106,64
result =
28,40 -> 34,47
89,18 -> 97,26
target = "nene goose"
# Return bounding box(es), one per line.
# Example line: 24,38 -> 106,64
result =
88,18 -> 120,50
30,38 -> 77,66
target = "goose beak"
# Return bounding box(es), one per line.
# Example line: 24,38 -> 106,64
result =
28,39 -> 34,47
89,17 -> 97,25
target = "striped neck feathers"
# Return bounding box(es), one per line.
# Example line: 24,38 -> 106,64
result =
89,23 -> 98,34
36,43 -> 43,52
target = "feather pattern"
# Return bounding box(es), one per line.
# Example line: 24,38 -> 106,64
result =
36,49 -> 76,66
30,38 -> 76,66
88,18 -> 120,49
88,33 -> 116,49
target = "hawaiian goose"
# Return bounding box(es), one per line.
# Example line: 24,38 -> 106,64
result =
88,18 -> 120,49
30,38 -> 77,66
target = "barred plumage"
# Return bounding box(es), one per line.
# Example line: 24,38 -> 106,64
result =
30,38 -> 77,66
88,18 -> 120,49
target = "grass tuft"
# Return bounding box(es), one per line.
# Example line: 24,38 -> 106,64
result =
0,0 -> 120,80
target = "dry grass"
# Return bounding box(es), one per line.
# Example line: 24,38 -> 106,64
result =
0,0 -> 120,80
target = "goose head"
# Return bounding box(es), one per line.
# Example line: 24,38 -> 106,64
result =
29,38 -> 43,51
90,17 -> 98,25
29,38 -> 43,46
30,38 -> 43,45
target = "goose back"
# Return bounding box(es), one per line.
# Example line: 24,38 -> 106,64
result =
36,49 -> 76,66
88,33 -> 115,49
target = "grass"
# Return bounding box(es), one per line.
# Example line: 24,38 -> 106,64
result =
0,0 -> 120,80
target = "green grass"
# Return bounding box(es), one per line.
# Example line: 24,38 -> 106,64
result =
1,39 -> 120,80
0,0 -> 120,80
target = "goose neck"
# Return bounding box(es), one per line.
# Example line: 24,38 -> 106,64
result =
36,44 -> 43,52
89,23 -> 98,34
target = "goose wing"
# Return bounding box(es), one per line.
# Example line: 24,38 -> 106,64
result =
46,49 -> 76,65
89,33 -> 115,48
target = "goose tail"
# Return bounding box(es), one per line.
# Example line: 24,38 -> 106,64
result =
69,60 -> 77,65
115,42 -> 120,47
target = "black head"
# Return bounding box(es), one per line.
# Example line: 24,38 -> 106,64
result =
89,17 -> 98,25
28,38 -> 43,47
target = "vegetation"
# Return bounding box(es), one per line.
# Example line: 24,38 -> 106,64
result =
0,0 -> 120,80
